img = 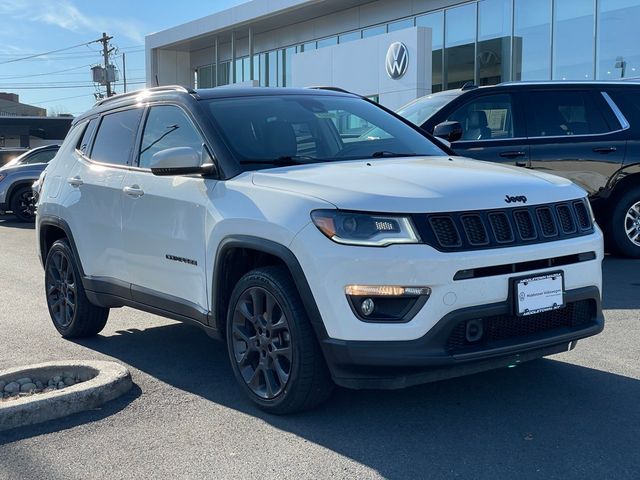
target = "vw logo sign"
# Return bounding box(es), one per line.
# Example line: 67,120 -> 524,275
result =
385,42 -> 409,79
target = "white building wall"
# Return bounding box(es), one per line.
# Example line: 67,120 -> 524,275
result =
156,50 -> 193,87
291,27 -> 432,110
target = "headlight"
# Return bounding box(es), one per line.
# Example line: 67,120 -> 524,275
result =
584,197 -> 596,222
311,210 -> 420,246
0,173 -> 6,183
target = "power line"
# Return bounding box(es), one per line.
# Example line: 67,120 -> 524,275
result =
0,81 -> 146,90
0,64 -> 94,80
0,39 -> 103,65
0,78 -> 144,86
0,45 -> 143,57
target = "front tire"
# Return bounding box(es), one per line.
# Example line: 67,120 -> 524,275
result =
10,185 -> 36,222
45,239 -> 109,338
226,266 -> 333,414
609,187 -> 640,258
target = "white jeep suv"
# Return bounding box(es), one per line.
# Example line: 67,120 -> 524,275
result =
36,86 -> 604,413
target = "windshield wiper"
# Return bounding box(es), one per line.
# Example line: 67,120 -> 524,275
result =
239,155 -> 322,166
370,151 -> 426,158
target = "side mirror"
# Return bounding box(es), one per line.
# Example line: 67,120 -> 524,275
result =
150,147 -> 217,177
433,121 -> 463,143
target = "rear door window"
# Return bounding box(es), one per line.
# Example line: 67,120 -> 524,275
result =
90,108 -> 143,166
524,91 -> 610,137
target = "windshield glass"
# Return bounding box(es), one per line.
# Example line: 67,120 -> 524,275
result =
396,94 -> 459,127
204,95 -> 444,169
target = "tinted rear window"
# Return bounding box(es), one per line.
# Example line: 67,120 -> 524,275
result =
90,108 -> 143,165
524,91 -> 610,137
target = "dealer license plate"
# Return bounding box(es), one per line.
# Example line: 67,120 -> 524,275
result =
514,272 -> 565,316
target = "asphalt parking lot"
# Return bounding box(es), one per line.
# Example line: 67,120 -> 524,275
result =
0,217 -> 639,480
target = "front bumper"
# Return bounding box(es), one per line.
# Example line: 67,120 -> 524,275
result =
291,223 -> 604,342
320,286 -> 603,389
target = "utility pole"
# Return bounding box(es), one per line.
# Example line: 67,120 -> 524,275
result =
99,32 -> 114,96
122,52 -> 127,93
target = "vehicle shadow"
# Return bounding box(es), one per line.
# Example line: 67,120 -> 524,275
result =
0,217 -> 34,229
53,322 -> 640,479
602,256 -> 640,309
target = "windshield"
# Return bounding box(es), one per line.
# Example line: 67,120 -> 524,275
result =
204,95 -> 445,169
396,94 -> 459,127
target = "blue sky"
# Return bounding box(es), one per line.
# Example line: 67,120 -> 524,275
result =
0,0 -> 247,116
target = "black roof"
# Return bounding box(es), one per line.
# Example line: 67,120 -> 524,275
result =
74,86 -> 357,125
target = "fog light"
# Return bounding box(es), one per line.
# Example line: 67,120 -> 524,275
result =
360,298 -> 375,316
345,285 -> 431,297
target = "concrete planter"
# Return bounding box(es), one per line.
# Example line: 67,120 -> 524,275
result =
0,360 -> 132,432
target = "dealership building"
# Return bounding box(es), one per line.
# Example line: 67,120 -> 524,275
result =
145,0 -> 640,109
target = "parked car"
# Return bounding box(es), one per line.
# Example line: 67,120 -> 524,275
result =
0,144 -> 59,221
0,148 -> 28,167
396,82 -> 640,258
37,86 -> 603,413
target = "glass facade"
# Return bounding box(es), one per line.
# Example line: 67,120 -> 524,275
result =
193,0 -> 640,92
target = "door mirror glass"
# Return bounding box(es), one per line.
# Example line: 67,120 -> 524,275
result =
433,121 -> 463,143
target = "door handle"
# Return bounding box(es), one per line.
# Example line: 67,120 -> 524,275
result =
593,146 -> 617,153
67,176 -> 83,187
499,151 -> 527,158
123,185 -> 144,198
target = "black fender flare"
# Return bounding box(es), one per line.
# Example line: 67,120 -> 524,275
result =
212,235 -> 328,338
37,215 -> 86,278
604,162 -> 640,198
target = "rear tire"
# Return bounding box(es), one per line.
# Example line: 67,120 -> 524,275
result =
10,185 -> 36,222
226,266 -> 333,414
609,187 -> 640,259
45,239 -> 109,338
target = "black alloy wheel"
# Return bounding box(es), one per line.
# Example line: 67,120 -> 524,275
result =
10,185 -> 36,222
46,248 -> 77,329
231,286 -> 292,399
226,266 -> 333,414
44,239 -> 109,338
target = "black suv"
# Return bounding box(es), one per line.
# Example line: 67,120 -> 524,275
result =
398,82 -> 640,258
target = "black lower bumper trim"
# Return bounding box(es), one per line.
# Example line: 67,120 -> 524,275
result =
319,286 -> 603,389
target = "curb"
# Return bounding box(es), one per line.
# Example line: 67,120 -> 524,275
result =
0,360 -> 133,432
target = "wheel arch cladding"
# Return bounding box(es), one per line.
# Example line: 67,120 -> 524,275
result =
212,236 -> 327,339
38,217 -> 85,276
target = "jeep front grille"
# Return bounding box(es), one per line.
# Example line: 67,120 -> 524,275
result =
414,199 -> 594,252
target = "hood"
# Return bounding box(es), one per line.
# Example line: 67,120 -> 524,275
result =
252,156 -> 586,213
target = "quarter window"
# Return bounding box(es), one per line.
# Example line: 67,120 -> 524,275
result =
90,109 -> 143,165
76,118 -> 98,154
448,94 -> 515,140
139,105 -> 204,169
524,91 -> 610,137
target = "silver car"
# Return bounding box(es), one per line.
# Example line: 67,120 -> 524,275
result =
0,145 -> 59,222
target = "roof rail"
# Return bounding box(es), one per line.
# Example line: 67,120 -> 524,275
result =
461,82 -> 478,91
95,85 -> 195,106
305,86 -> 356,95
